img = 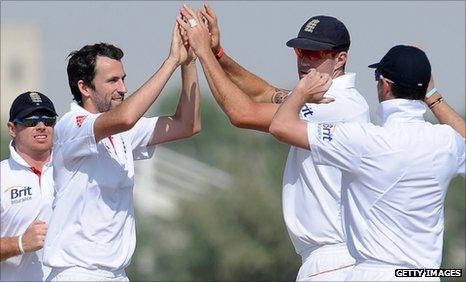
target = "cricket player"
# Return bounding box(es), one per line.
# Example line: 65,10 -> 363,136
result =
178,4 -> 369,280
1,92 -> 58,281
43,22 -> 201,281
269,45 -> 465,281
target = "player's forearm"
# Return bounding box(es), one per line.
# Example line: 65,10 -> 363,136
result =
175,61 -> 202,136
426,92 -> 465,138
269,90 -> 310,149
0,237 -> 21,261
218,53 -> 278,103
199,51 -> 279,131
94,58 -> 178,142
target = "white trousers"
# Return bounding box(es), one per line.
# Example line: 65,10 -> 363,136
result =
296,243 -> 355,281
46,266 -> 129,281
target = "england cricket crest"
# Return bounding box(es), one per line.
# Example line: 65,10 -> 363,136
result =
304,19 -> 320,33
29,92 -> 43,104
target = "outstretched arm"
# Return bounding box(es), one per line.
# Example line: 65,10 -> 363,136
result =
178,5 -> 280,132
92,21 -> 185,143
200,3 -> 290,104
269,70 -> 333,149
424,75 -> 465,138
150,29 -> 201,145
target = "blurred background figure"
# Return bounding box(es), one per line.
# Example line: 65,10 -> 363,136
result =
1,91 -> 57,281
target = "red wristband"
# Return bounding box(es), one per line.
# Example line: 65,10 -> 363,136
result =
215,45 -> 224,59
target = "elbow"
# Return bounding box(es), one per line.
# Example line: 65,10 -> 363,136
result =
120,117 -> 139,131
229,116 -> 246,129
119,116 -> 138,132
191,120 -> 202,136
181,119 -> 202,138
269,119 -> 287,142
228,110 -> 253,129
228,112 -> 270,132
229,116 -> 250,129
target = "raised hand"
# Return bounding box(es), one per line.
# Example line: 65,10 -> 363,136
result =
294,69 -> 334,104
200,3 -> 221,52
179,20 -> 197,66
21,220 -> 47,253
168,21 -> 188,66
177,4 -> 212,59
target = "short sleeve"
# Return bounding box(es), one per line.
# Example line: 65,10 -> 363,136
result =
299,90 -> 370,124
128,117 -> 159,160
454,132 -> 465,176
54,112 -> 99,161
307,122 -> 364,173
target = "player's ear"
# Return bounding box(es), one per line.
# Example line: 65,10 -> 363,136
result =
334,51 -> 347,70
78,80 -> 92,100
7,121 -> 16,138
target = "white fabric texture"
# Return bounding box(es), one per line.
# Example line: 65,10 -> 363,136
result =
1,142 -> 54,281
43,103 -> 158,273
307,99 -> 465,268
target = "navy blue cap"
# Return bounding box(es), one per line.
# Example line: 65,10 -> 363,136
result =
368,45 -> 431,90
9,91 -> 57,122
286,15 -> 350,51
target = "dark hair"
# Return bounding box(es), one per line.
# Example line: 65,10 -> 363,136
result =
67,43 -> 124,105
391,83 -> 427,100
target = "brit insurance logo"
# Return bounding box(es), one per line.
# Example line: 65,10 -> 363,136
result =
4,185 -> 33,205
300,104 -> 314,120
318,123 -> 335,142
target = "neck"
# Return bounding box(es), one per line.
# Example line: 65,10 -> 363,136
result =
82,98 -> 99,114
14,144 -> 51,170
333,68 -> 345,79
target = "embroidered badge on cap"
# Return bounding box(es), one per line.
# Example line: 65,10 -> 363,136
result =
75,115 -> 87,127
29,92 -> 43,105
304,19 -> 320,33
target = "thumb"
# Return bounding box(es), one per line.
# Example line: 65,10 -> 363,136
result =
320,97 -> 335,104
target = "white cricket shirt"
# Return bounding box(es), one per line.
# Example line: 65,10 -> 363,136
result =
307,99 -> 465,268
43,103 -> 158,271
1,142 -> 54,281
282,73 -> 370,255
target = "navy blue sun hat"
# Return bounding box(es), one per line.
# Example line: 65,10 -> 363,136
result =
286,15 -> 350,51
9,91 -> 57,122
368,45 -> 431,90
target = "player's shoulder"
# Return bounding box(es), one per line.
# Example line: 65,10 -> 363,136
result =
56,107 -> 98,131
0,158 -> 10,170
432,123 -> 465,147
424,122 -> 460,138
307,98 -> 369,123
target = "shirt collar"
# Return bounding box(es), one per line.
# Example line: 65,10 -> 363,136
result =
377,99 -> 426,125
330,73 -> 356,89
70,102 -> 91,114
326,73 -> 356,97
9,141 -> 52,169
